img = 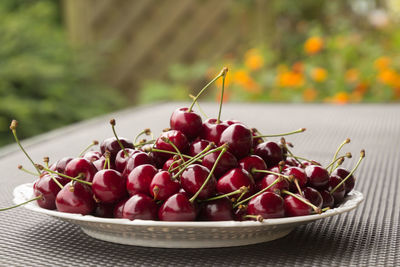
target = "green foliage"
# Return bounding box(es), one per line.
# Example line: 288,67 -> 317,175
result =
0,0 -> 127,146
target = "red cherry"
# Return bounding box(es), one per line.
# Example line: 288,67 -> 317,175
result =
55,182 -> 95,215
100,137 -> 134,161
305,165 -> 330,189
33,175 -> 63,210
162,157 -> 181,174
92,169 -> 127,203
149,171 -> 180,201
284,194 -> 312,217
247,192 -> 285,219
285,157 -> 298,166
331,167 -> 355,194
189,139 -> 215,157
319,189 -> 334,208
121,151 -> 152,178
113,198 -> 128,218
217,168 -> 255,198
302,187 -> 323,209
219,123 -> 253,159
54,157 -> 73,173
170,107 -> 202,141
94,203 -> 115,218
202,150 -> 238,178
154,130 -> 189,161
328,175 -> 346,205
256,174 -> 289,192
254,141 -> 283,167
284,166 -> 308,190
239,155 -> 267,180
82,151 -> 102,162
122,193 -> 158,220
115,148 -> 139,173
180,164 -> 216,200
92,156 -> 116,172
64,158 -> 97,182
126,164 -> 157,196
200,118 -> 229,144
158,193 -> 197,221
198,197 -> 234,221
251,128 -> 263,148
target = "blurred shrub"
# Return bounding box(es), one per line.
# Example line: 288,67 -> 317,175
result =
0,0 -> 127,146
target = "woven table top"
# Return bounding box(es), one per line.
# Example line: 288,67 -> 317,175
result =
0,103 -> 398,267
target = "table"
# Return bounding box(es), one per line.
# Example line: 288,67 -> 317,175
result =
0,103 -> 399,267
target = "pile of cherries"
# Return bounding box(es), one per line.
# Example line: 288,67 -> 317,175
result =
3,67 -> 365,222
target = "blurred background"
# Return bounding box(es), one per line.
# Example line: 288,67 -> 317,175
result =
1,0 -> 400,147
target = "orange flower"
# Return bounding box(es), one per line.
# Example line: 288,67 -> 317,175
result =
277,71 -> 305,88
351,91 -> 363,102
311,67 -> 327,82
393,87 -> 400,100
303,87 -> 318,102
374,57 -> 391,70
244,49 -> 264,71
354,82 -> 368,95
378,69 -> 397,86
345,69 -> 359,83
292,62 -> 304,73
332,92 -> 350,105
233,69 -> 261,93
304,37 -> 323,55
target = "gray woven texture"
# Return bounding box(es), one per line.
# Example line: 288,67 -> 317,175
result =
0,103 -> 398,267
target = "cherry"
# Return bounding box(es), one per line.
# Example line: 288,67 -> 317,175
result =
121,151 -> 152,178
200,118 -> 229,144
299,161 -> 321,168
54,157 -> 73,173
302,187 -> 323,209
149,171 -> 180,201
162,156 -> 181,174
239,155 -> 267,180
153,130 -> 189,161
93,156 -> 116,172
126,164 -> 157,196
256,174 -> 289,193
55,182 -> 95,215
100,137 -> 134,161
217,168 -> 255,199
219,123 -> 253,159
284,194 -> 313,217
33,174 -> 63,210
64,158 -> 97,182
92,169 -> 127,203
202,150 -> 238,178
285,157 -> 298,166
82,151 -> 102,162
319,189 -> 334,208
247,191 -> 285,219
113,198 -> 128,218
122,193 -> 158,220
328,175 -> 346,205
189,139 -> 215,157
180,164 -> 216,200
254,141 -> 283,167
170,107 -> 202,141
331,167 -> 355,194
115,148 -> 139,173
305,165 -> 330,189
283,167 -> 308,191
94,203 -> 115,218
198,197 -> 234,221
158,193 -> 197,221
225,119 -> 242,125
251,128 -> 263,148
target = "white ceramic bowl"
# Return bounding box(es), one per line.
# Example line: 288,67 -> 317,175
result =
13,183 -> 364,248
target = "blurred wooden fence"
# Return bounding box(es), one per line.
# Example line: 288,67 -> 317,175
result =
63,0 -> 267,98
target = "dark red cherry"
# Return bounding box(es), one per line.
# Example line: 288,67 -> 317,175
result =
162,156 -> 181,174
121,151 -> 152,178
33,174 -> 63,210
189,139 -> 215,157
158,193 -> 197,221
251,129 -> 263,148
331,167 -> 355,194
329,175 -> 346,205
200,118 -> 229,144
55,157 -> 73,173
305,165 -> 330,189
247,192 -> 285,219
302,187 -> 323,209
199,197 -> 234,221
92,156 -> 116,172
82,151 -> 102,162
284,167 -> 308,189
94,203 -> 115,218
239,155 -> 267,180
92,169 -> 127,203
285,157 -> 298,166
254,141 -> 283,167
269,164 -> 289,174
170,107 -> 202,141
64,158 -> 97,182
224,119 -> 242,125
299,161 -> 321,168
319,189 -> 334,208
217,168 -> 255,198
233,205 -> 247,221
149,171 -> 180,201
180,164 -> 216,200
256,174 -> 289,192
115,148 -> 139,173
113,198 -> 128,218
122,193 -> 158,220
154,130 -> 189,161
202,150 -> 238,178
284,194 -> 312,217
100,137 -> 134,161
55,182 -> 95,215
219,123 -> 253,159
126,164 -> 157,196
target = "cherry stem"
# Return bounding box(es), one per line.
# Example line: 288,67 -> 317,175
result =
329,138 -> 350,173
78,140 -> 99,157
283,154 -> 317,165
189,94 -> 208,119
216,67 -> 228,124
234,175 -> 284,208
280,139 -> 304,167
103,151 -> 111,170
251,169 -> 292,180
200,186 -> 247,202
188,67 -> 227,112
109,119 -> 129,157
330,150 -> 365,194
167,158 -> 182,173
235,189 -> 247,203
40,167 -> 92,186
326,156 -> 345,172
148,147 -> 195,160
282,189 -> 321,214
189,147 -> 227,203
10,120 -> 41,175
243,215 -> 264,222
134,128 -> 153,144
254,128 -> 306,138
17,165 -> 39,176
43,159 -> 64,189
0,195 -> 42,211
163,138 -> 185,163
321,207 -> 330,212
293,179 -> 303,197
134,139 -> 155,148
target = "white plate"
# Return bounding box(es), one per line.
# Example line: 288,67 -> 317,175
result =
13,183 -> 364,248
